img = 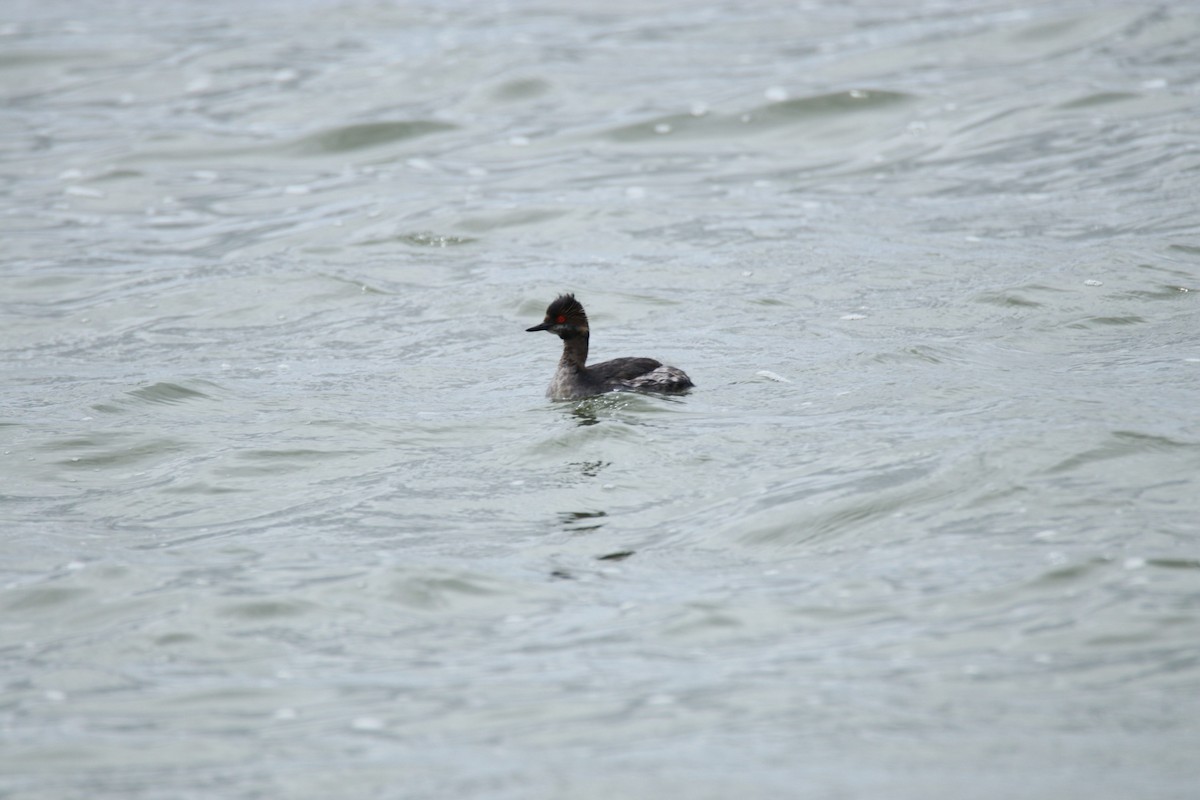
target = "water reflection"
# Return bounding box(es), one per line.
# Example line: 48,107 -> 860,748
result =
570,460 -> 609,478
566,393 -> 674,426
558,510 -> 607,532
596,550 -> 634,562
570,403 -> 601,426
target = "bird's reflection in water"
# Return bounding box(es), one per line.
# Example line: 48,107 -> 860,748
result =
569,403 -> 601,426
558,510 -> 607,533
558,392 -> 671,428
570,460 -> 608,478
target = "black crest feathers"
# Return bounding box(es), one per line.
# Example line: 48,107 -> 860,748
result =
546,293 -> 588,325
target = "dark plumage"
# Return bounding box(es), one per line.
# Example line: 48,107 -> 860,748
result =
526,293 -> 694,400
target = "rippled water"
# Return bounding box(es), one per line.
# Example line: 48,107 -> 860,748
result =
3,1 -> 1199,797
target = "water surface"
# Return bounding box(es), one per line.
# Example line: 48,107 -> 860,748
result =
2,1 -> 1199,797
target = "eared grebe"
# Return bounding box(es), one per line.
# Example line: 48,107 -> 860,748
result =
526,294 -> 694,400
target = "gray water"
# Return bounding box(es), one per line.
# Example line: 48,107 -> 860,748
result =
3,0 -> 1199,797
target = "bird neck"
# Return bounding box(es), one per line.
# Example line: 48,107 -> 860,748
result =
558,331 -> 589,370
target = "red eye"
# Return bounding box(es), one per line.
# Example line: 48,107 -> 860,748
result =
556,315 -> 567,324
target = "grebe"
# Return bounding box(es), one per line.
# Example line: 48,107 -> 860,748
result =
526,294 -> 694,400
